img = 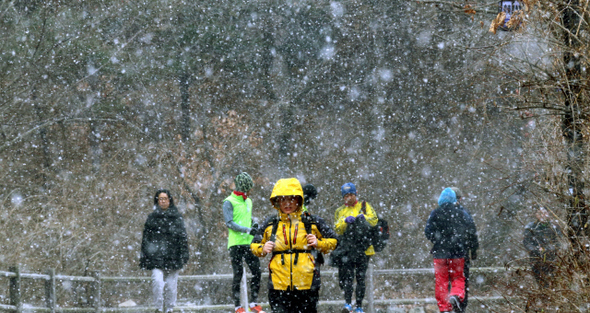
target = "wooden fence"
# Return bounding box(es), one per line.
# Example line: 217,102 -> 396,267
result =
0,265 -> 510,312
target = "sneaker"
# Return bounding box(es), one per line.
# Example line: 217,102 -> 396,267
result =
235,308 -> 247,313
342,304 -> 353,313
449,295 -> 461,312
354,308 -> 364,313
250,305 -> 266,313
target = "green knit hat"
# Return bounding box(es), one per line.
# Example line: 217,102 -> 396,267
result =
234,172 -> 253,193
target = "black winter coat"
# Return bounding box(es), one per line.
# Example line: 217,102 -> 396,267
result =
456,203 -> 479,258
523,221 -> 561,260
424,202 -> 478,259
140,206 -> 189,270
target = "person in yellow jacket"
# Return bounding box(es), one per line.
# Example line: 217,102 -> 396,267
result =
251,178 -> 337,313
334,182 -> 378,313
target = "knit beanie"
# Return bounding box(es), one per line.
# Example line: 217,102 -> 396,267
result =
341,182 -> 357,197
234,172 -> 253,193
438,188 -> 457,206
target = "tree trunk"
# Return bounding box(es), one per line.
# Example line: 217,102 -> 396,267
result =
33,89 -> 50,185
561,0 -> 588,243
180,72 -> 191,143
89,120 -> 101,174
278,102 -> 294,173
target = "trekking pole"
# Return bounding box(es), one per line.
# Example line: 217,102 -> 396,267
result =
240,264 -> 249,311
367,263 -> 375,313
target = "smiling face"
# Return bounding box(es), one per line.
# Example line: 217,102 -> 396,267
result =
277,196 -> 300,214
157,192 -> 170,210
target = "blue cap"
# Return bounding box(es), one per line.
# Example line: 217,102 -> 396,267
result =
341,183 -> 357,197
438,188 -> 457,206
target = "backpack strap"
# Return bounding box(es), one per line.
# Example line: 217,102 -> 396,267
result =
269,216 -> 279,242
268,213 -> 314,265
302,211 -> 313,235
301,212 -> 316,265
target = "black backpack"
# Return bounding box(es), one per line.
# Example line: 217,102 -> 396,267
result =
330,201 -> 389,267
360,201 -> 390,253
329,214 -> 373,266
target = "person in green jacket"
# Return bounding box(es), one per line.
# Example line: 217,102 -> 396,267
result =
223,172 -> 265,313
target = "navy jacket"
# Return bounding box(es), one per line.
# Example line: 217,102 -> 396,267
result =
425,202 -> 478,259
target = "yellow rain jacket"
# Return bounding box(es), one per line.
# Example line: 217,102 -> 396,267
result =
251,178 -> 338,291
334,200 -> 378,255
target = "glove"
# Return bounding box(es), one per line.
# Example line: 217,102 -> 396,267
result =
345,216 -> 356,224
249,223 -> 259,236
356,214 -> 365,222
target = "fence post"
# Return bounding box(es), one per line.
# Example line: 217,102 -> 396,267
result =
367,263 -> 375,313
9,266 -> 21,313
91,271 -> 101,313
240,264 -> 249,311
45,268 -> 56,313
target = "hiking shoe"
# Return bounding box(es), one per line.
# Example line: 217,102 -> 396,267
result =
449,295 -> 461,312
342,303 -> 353,313
354,308 -> 364,313
235,308 -> 247,313
250,305 -> 266,313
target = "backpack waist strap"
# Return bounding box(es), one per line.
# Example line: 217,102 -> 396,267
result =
272,249 -> 311,265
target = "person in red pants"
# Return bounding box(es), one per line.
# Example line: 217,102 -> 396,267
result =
425,188 -> 478,313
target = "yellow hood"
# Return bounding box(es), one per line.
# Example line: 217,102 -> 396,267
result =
269,178 -> 304,210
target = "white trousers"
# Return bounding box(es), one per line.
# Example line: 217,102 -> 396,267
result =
152,268 -> 180,311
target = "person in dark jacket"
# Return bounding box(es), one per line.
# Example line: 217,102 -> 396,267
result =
451,187 -> 479,313
140,190 -> 189,313
425,188 -> 477,313
302,183 -> 318,213
523,207 -> 561,288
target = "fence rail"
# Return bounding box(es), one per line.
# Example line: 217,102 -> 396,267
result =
0,265 -> 510,313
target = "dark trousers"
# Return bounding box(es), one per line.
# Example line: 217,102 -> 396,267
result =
230,245 -> 261,307
531,259 -> 555,288
269,289 -> 319,313
338,255 -> 369,307
460,257 -> 470,313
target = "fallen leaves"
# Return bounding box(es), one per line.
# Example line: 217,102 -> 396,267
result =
489,10 -> 525,33
506,10 -> 525,29
464,4 -> 476,20
489,11 -> 507,34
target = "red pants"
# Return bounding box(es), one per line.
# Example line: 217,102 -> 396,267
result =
434,258 -> 465,312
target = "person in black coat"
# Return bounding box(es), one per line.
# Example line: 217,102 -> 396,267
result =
425,188 -> 478,313
451,187 -> 479,313
140,190 -> 189,313
523,207 -> 561,288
